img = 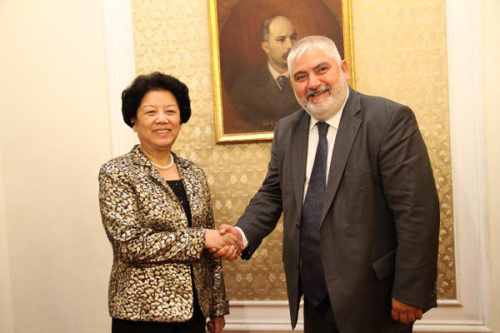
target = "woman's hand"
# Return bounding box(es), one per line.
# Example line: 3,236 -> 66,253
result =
205,229 -> 241,258
208,224 -> 244,261
207,316 -> 225,333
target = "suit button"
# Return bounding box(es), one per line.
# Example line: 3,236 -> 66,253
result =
295,223 -> 300,229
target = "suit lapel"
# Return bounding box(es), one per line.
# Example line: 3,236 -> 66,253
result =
321,89 -> 362,225
259,65 -> 281,96
292,112 -> 310,219
132,145 -> 168,189
134,149 -> 190,225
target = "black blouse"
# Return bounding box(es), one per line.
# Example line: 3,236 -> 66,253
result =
167,180 -> 192,227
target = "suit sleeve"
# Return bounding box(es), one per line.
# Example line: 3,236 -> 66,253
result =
236,121 -> 284,259
378,106 -> 440,310
98,165 -> 205,265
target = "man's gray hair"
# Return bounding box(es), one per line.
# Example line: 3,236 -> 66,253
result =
287,35 -> 342,75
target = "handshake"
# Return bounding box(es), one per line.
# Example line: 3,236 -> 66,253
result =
204,224 -> 244,261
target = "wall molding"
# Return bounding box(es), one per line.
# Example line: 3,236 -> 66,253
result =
443,0 -> 491,330
103,0 -> 492,331
224,300 -> 492,332
103,0 -> 137,157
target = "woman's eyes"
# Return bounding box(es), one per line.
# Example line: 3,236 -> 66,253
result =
145,109 -> 176,115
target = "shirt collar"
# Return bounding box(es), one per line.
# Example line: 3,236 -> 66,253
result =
268,62 -> 289,81
308,88 -> 349,132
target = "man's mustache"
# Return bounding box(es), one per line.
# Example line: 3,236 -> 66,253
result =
306,86 -> 332,99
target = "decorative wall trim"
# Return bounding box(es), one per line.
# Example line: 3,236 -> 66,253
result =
103,0 -> 492,331
103,0 -> 137,157
224,300 -> 492,332
443,0 -> 491,330
225,301 -> 303,331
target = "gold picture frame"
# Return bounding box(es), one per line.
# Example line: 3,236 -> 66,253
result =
208,0 -> 355,144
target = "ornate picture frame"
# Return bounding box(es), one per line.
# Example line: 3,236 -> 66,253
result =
208,0 -> 355,144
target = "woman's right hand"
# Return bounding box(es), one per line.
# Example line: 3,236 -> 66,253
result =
204,229 -> 241,258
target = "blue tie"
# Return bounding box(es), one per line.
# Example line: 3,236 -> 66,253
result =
300,121 -> 329,307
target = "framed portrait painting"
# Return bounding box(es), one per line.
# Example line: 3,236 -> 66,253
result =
208,0 -> 355,144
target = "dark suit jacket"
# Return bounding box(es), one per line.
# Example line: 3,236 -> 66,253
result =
236,88 -> 440,332
231,64 -> 301,131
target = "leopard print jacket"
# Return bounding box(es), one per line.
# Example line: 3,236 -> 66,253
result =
99,145 -> 229,322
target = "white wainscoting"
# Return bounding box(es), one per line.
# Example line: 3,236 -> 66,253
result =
102,0 -> 492,331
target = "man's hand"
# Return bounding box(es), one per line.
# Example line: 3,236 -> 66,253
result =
204,229 -> 241,258
391,298 -> 423,324
207,316 -> 225,333
208,224 -> 244,261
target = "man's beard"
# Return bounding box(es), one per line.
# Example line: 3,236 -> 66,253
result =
297,78 -> 348,117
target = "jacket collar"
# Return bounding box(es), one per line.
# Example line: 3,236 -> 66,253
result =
130,144 -> 189,170
129,144 -> 191,183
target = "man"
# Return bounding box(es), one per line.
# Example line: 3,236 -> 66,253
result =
215,36 -> 440,332
231,15 -> 301,131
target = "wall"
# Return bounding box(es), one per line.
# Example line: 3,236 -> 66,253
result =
0,151 -> 13,333
0,0 -> 112,331
129,0 -> 456,302
484,0 -> 500,330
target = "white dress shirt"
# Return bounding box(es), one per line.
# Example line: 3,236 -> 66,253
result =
303,97 -> 346,199
237,89 -> 350,248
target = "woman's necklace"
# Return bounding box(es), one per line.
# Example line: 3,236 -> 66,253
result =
150,153 -> 175,170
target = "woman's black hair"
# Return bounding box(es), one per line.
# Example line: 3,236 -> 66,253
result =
121,72 -> 191,127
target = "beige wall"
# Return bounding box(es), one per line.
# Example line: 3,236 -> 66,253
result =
131,0 -> 456,302
0,0 -> 112,331
484,0 -> 500,331
0,0 -> 498,332
0,151 -> 13,333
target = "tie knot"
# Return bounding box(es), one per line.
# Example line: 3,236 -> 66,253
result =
277,75 -> 288,90
317,122 -> 329,137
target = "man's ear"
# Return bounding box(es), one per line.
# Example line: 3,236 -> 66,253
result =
340,60 -> 350,81
261,42 -> 270,55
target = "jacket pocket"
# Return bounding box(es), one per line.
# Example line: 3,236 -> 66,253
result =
372,249 -> 396,280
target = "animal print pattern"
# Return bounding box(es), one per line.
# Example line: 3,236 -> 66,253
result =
99,145 -> 229,322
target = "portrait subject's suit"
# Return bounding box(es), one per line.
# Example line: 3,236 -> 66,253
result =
231,65 -> 301,131
236,87 -> 440,332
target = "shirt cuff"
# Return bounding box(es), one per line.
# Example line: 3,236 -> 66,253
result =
234,226 -> 249,249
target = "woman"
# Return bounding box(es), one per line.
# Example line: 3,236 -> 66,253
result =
99,72 -> 238,333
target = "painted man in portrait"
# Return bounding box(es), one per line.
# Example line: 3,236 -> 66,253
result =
231,15 -> 301,131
